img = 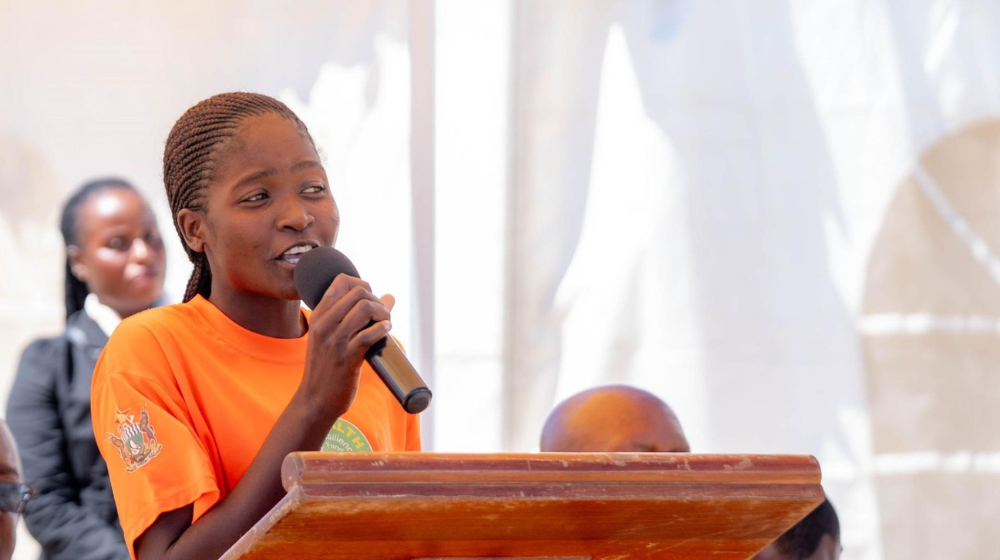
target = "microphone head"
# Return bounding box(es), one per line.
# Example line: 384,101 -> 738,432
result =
294,247 -> 360,309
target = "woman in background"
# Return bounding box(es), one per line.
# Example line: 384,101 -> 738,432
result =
6,178 -> 167,560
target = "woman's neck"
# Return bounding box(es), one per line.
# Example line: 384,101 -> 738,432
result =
207,284 -> 304,339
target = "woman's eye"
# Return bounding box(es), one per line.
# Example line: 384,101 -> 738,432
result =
303,185 -> 326,194
245,193 -> 268,203
107,237 -> 128,251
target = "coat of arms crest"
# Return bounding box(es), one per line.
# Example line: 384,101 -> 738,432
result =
106,405 -> 162,472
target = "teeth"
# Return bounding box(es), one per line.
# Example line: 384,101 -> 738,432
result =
284,245 -> 313,256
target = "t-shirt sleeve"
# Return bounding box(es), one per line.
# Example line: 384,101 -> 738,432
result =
91,323 -> 220,560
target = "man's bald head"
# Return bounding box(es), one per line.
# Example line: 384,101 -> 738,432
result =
540,385 -> 690,453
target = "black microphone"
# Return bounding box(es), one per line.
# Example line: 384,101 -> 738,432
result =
294,247 -> 432,414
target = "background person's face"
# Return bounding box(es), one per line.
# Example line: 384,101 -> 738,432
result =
0,424 -> 22,560
70,188 -> 167,318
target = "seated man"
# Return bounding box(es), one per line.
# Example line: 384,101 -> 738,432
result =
1,418 -> 34,560
752,498 -> 841,560
541,386 -> 839,560
540,385 -> 690,452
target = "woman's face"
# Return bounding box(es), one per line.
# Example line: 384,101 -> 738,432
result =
70,188 -> 167,318
191,113 -> 339,301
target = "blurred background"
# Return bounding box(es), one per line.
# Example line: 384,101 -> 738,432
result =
2,1 -> 999,559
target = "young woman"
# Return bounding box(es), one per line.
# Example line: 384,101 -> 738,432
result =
90,92 -> 419,560
7,179 -> 167,560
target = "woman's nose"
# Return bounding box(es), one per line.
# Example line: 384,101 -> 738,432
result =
277,200 -> 315,231
131,238 -> 150,262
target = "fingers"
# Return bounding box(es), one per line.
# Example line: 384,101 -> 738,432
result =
310,282 -> 391,343
380,293 -> 395,312
300,276 -> 394,417
312,274 -> 373,314
332,284 -> 382,316
350,320 -> 392,349
331,298 -> 392,362
341,297 -> 391,337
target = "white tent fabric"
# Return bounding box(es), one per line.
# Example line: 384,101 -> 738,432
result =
506,2 -> 1000,559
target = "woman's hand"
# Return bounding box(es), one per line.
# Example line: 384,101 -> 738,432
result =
297,274 -> 393,419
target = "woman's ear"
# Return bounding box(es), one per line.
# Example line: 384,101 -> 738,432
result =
176,208 -> 206,253
67,245 -> 88,282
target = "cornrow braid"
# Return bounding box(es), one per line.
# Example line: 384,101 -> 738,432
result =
163,92 -> 314,302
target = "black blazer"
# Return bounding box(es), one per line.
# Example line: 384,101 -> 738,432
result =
6,310 -> 130,560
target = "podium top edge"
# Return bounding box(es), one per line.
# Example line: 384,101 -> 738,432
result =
281,452 -> 821,491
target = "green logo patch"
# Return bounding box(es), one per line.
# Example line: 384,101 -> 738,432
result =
322,418 -> 373,452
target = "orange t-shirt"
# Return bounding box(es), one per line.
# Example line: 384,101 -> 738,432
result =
90,295 -> 420,559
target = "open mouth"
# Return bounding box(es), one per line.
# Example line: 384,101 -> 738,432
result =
279,243 -> 317,264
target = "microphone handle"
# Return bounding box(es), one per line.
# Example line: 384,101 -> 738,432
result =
365,336 -> 432,414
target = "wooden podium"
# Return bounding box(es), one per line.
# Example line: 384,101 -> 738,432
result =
220,453 -> 823,560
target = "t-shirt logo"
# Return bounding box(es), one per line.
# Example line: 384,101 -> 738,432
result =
322,418 -> 373,452
106,405 -> 163,472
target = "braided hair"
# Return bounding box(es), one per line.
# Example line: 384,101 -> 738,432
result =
163,92 -> 315,302
59,178 -> 137,319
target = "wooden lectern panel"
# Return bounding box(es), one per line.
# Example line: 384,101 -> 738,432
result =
220,453 -> 823,560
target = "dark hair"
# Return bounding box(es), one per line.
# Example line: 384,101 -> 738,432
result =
774,499 -> 840,560
59,178 -> 138,319
162,92 -> 315,302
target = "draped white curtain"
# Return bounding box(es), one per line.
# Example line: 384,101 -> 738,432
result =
3,1 -> 1000,559
505,3 -> 1000,560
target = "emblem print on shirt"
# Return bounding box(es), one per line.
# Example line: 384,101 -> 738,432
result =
322,418 -> 373,452
106,405 -> 163,472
